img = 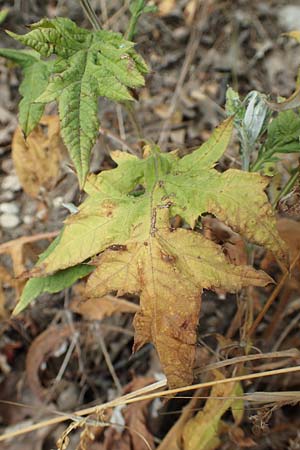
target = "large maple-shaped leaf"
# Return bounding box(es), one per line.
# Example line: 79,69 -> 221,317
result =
8,18 -> 148,186
31,118 -> 286,387
85,206 -> 272,387
0,48 -> 53,135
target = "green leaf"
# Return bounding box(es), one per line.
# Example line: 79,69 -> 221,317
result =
13,264 -> 94,315
127,1 -> 157,40
252,110 -> 300,171
0,48 -> 53,135
225,87 -> 245,121
7,18 -> 149,187
266,110 -> 300,153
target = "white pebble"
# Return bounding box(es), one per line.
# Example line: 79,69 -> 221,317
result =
0,202 -> 19,214
2,175 -> 21,192
0,213 -> 20,229
53,196 -> 64,208
278,6 -> 300,31
23,215 -> 34,225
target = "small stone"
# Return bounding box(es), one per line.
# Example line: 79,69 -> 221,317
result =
278,6 -> 300,31
0,191 -> 15,202
2,175 -> 21,192
1,159 -> 14,174
0,213 -> 20,229
36,208 -> 47,221
0,202 -> 19,215
23,215 -> 34,225
53,196 -> 64,208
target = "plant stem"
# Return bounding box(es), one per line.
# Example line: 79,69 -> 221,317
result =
126,13 -> 139,41
124,101 -> 144,140
126,0 -> 145,40
80,0 -> 101,31
272,167 -> 300,207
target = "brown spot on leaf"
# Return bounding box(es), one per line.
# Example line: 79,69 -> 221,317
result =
160,251 -> 176,263
101,200 -> 116,217
108,244 -> 127,251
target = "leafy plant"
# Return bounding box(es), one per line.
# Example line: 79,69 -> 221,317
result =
252,110 -> 300,171
226,88 -> 270,171
1,17 -> 148,186
2,3 -> 290,390
226,87 -> 300,194
17,118 -> 286,388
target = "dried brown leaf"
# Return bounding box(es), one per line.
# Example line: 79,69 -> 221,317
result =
12,115 -> 65,198
25,324 -> 73,400
71,291 -> 139,321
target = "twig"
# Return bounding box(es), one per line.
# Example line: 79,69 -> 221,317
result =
55,331 -> 79,382
94,323 -> 122,395
195,348 -> 300,375
248,250 -> 300,337
102,1 -> 130,30
99,126 -> 138,155
273,311 -> 300,352
116,104 -> 126,145
99,0 -> 108,23
1,366 -> 300,441
80,0 -> 101,30
0,231 -> 59,254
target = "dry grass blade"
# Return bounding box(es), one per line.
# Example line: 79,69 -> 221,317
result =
195,348 -> 300,375
244,391 -> 300,403
1,366 -> 300,442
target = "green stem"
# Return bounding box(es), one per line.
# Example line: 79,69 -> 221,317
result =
124,101 -> 144,140
126,14 -> 139,41
126,0 -> 147,41
272,168 -> 300,207
80,0 -> 101,31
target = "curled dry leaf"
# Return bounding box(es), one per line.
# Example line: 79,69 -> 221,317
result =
25,324 -> 73,400
202,216 -> 247,266
12,115 -> 65,198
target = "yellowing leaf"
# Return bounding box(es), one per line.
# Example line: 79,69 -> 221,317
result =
283,31 -> 300,43
31,118 -> 286,387
12,115 -> 65,198
182,373 -> 244,450
86,207 -> 271,387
